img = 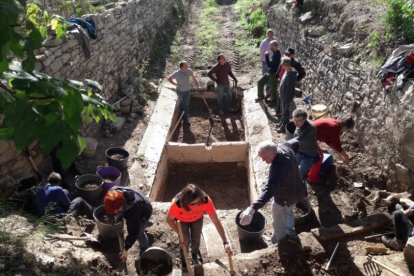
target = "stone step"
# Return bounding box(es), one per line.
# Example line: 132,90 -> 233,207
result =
202,217 -> 228,260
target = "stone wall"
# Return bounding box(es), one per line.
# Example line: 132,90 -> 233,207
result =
267,3 -> 414,192
0,0 -> 183,191
36,0 -> 180,99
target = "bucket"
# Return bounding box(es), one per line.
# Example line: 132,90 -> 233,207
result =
311,104 -> 328,120
96,166 -> 121,192
93,205 -> 124,239
294,199 -> 314,225
82,137 -> 98,157
136,247 -> 173,276
75,174 -> 104,205
105,147 -> 129,171
235,211 -> 266,242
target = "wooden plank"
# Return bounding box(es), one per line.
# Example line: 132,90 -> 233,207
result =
311,213 -> 392,241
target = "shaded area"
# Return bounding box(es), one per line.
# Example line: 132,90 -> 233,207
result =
170,97 -> 245,143
162,162 -> 249,209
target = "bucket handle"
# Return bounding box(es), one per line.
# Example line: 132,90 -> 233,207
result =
96,165 -> 104,171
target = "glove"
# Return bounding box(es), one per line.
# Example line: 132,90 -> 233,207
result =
239,207 -> 255,226
120,249 -> 128,262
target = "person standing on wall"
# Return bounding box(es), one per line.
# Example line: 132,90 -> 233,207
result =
207,54 -> 238,116
239,139 -> 307,244
259,29 -> 276,75
285,48 -> 306,84
166,184 -> 232,270
278,57 -> 298,132
307,115 -> 355,183
168,61 -> 200,126
257,40 -> 281,107
292,108 -> 319,181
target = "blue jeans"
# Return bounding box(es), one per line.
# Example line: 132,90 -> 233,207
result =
296,152 -> 319,180
177,91 -> 190,121
217,84 -> 232,111
271,202 -> 295,244
136,218 -> 151,258
394,210 -> 414,244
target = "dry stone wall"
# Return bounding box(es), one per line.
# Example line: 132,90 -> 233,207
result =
267,3 -> 414,192
0,0 -> 182,191
36,0 -> 179,99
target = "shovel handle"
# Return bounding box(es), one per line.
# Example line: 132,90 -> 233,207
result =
227,253 -> 236,275
177,221 -> 194,276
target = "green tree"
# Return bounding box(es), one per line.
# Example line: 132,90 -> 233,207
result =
0,0 -> 115,167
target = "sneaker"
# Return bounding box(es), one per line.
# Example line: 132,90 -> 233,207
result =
191,253 -> 200,265
381,236 -> 404,251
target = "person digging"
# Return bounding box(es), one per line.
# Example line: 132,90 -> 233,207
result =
166,184 -> 232,271
103,187 -> 153,267
307,115 -> 355,184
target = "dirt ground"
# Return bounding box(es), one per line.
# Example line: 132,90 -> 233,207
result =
170,97 -> 245,144
162,162 -> 249,209
0,0 -> 409,275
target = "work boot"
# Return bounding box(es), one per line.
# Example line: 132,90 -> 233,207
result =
183,120 -> 191,126
381,236 -> 404,251
255,97 -> 264,102
191,253 -> 200,265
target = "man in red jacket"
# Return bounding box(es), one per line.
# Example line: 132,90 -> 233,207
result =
307,115 -> 355,183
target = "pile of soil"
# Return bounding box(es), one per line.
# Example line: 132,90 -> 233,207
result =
139,259 -> 171,275
110,153 -> 127,160
82,183 -> 100,190
102,175 -> 118,182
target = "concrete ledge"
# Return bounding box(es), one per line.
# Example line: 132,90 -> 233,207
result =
166,142 -> 248,163
242,87 -> 272,202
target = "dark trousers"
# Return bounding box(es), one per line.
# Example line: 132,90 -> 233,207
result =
179,218 -> 203,259
394,210 -> 413,244
68,197 -> 94,219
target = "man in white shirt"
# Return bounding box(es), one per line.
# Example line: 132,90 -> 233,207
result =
259,29 -> 276,75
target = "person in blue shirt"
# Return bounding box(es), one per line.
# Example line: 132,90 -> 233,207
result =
382,204 -> 414,251
34,172 -> 71,217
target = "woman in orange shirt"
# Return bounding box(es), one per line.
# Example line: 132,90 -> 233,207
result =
166,184 -> 232,268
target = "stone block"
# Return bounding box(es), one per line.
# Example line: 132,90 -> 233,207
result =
404,236 -> 414,268
110,117 -> 126,133
49,58 -> 63,73
300,12 -> 313,23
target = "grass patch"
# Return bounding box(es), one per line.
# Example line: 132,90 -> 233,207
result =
234,0 -> 268,45
194,0 -> 220,64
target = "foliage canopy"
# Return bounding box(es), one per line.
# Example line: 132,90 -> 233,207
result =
0,0 -> 115,167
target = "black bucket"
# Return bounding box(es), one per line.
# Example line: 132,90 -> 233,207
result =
105,147 -> 129,171
235,210 -> 266,242
75,174 -> 104,205
136,247 -> 173,276
285,121 -> 296,140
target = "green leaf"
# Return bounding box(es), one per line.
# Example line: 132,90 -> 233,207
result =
0,0 -> 23,25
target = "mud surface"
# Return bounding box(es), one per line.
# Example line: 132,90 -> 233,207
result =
170,97 -> 245,144
162,162 -> 250,209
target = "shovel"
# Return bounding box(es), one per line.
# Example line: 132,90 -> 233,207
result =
48,232 -> 99,243
200,94 -> 214,146
177,221 -> 194,276
215,258 -> 237,276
